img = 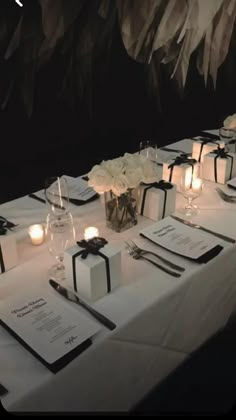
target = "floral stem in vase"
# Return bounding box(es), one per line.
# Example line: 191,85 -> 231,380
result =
87,152 -> 159,232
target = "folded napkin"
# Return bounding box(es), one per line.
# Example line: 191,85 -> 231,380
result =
198,131 -> 220,140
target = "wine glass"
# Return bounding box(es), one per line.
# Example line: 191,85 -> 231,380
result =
45,212 -> 76,281
139,141 -> 158,163
179,164 -> 204,217
44,176 -> 70,216
219,127 -> 236,153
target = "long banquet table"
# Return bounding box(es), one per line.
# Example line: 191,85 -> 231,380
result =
1,134 -> 236,412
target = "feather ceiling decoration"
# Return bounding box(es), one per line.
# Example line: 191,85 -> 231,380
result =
1,0 -> 236,115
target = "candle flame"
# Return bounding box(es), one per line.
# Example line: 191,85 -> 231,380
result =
84,227 -> 99,240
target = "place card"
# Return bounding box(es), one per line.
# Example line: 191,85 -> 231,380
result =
62,175 -> 96,202
31,175 -> 98,206
0,290 -> 100,373
139,216 -> 223,263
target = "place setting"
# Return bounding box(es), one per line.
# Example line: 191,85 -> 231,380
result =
116,135 -> 236,278
0,206 -> 118,376
29,175 -> 99,208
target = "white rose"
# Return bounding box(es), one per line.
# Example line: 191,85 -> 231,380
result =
88,164 -> 101,174
111,174 -> 129,196
124,153 -> 144,170
125,167 -> 143,188
101,158 -> 124,176
88,167 -> 113,193
141,160 -> 159,184
224,113 -> 236,129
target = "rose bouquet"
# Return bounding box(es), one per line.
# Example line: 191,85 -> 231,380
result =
87,153 -> 159,195
224,114 -> 236,129
88,153 -> 159,232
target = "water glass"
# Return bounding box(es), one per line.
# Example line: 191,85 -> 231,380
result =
139,141 -> 158,163
179,163 -> 204,217
45,212 -> 76,281
44,176 -> 70,216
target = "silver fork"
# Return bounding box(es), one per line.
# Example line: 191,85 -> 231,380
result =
126,240 -> 185,272
125,243 -> 181,278
216,187 -> 236,203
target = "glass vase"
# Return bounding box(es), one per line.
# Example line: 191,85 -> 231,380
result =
104,189 -> 137,232
219,127 -> 236,153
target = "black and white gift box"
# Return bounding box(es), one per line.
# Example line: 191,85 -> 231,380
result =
64,238 -> 121,301
192,138 -> 224,163
138,180 -> 176,221
162,154 -> 197,189
202,147 -> 236,184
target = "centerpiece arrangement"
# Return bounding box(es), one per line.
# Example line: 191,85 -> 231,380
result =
88,153 -> 159,232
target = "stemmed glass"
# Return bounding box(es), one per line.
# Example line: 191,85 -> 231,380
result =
44,176 -> 70,216
45,212 -> 76,281
179,163 -> 204,217
139,141 -> 158,163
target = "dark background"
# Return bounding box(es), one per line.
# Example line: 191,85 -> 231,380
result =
1,3 -> 236,203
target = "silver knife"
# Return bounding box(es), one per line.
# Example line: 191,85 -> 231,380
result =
49,279 -> 116,330
171,215 -> 235,244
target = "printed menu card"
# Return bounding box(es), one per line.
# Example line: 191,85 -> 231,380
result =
0,290 -> 100,372
140,216 -> 223,263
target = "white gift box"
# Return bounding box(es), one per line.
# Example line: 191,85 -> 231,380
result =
192,139 -> 225,163
162,156 -> 197,190
0,232 -> 18,275
64,241 -> 121,301
202,150 -> 236,184
138,181 -> 176,221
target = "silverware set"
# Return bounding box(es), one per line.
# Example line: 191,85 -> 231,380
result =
125,240 -> 184,278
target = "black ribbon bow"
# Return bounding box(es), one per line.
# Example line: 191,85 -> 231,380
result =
0,221 -> 7,236
197,138 -> 220,162
168,154 -> 197,183
0,217 -> 16,236
76,237 -> 108,259
212,147 -> 234,183
141,180 -> 173,219
72,237 -> 111,294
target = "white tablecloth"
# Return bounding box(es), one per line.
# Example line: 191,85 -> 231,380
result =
2,134 -> 236,412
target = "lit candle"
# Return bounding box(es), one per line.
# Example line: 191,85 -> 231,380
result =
28,224 -> 44,245
192,178 -> 202,193
84,227 -> 99,241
